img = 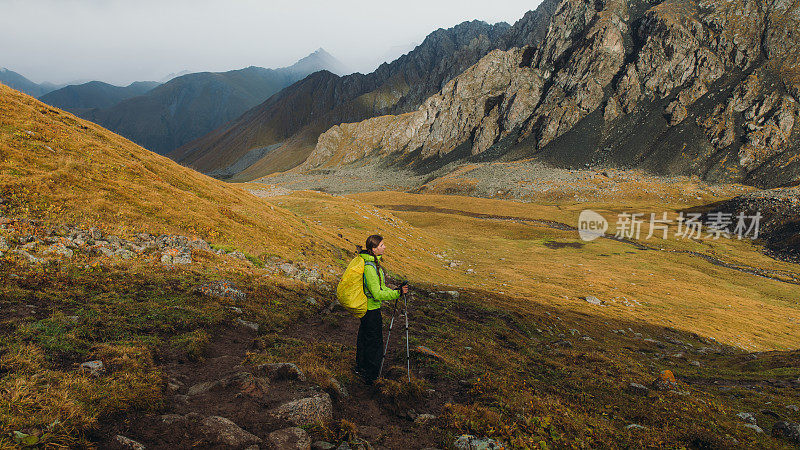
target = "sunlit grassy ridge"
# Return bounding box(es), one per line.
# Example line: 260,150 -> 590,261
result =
0,83 -> 345,263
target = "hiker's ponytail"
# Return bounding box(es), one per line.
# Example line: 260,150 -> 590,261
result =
365,234 -> 384,288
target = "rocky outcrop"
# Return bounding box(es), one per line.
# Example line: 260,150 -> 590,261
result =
305,0 -> 629,167
302,0 -> 800,189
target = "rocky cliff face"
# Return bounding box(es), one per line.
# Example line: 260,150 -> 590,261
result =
174,2 -> 562,179
304,0 -> 800,188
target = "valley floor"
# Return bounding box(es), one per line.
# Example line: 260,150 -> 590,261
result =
3,162 -> 800,448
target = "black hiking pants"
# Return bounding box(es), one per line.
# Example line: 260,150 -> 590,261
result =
356,308 -> 383,382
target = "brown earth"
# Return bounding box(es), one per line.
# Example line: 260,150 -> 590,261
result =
94,291 -> 461,449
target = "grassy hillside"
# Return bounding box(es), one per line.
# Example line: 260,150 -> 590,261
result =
3,82 -> 800,448
0,82 -> 341,263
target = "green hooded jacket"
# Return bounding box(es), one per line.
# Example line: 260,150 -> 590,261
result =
359,252 -> 400,310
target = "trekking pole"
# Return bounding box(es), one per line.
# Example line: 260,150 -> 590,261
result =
378,296 -> 400,378
403,290 -> 411,382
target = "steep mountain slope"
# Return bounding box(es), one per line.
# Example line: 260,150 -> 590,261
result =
0,68 -> 60,98
0,82 -> 343,262
303,0 -> 800,190
694,186 -> 800,260
39,80 -> 160,116
81,49 -> 346,155
173,2 -> 561,180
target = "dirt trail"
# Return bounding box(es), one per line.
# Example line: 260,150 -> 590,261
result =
96,299 -> 458,449
287,302 -> 463,448
375,203 -> 800,286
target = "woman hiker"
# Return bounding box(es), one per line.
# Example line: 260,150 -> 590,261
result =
354,234 -> 409,384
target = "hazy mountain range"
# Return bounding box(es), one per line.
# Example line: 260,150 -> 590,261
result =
39,80 -> 162,116
0,68 -> 65,98
172,4 -> 560,180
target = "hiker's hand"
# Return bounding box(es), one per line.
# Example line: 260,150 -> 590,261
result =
400,285 -> 409,294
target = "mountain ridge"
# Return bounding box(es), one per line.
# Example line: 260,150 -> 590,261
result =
172,6 -> 561,180
39,80 -> 161,116
299,0 -> 800,189
75,49 -> 348,155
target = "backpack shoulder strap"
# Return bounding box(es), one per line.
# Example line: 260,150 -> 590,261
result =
363,261 -> 378,299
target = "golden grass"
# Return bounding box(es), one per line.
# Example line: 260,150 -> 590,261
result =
0,83 -> 350,265
260,189 -> 800,351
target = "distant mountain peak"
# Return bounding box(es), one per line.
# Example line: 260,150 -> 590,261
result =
287,48 -> 350,76
159,70 -> 192,83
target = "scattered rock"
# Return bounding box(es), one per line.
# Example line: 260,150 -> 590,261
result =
737,412 -> 756,424
584,296 -> 602,305
187,380 -> 220,396
313,441 -> 336,450
16,249 -> 43,264
114,249 -> 135,260
0,236 -> 8,251
80,360 -> 105,377
415,414 -> 437,424
199,280 -> 246,300
198,415 -> 262,447
96,246 -> 115,258
230,251 -> 248,261
744,424 -> 764,433
257,362 -> 306,381
772,421 -> 800,445
327,377 -> 349,399
652,370 -> 678,391
89,227 -> 102,240
625,382 -> 649,396
270,393 -> 333,427
268,427 -> 311,450
453,434 -> 506,449
236,318 -> 259,331
114,435 -> 145,450
786,405 -> 799,412
626,424 -> 647,431
44,243 -> 74,259
188,239 -> 211,251
159,414 -> 185,425
226,372 -> 270,400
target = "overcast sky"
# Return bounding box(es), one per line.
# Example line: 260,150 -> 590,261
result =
0,0 -> 541,86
